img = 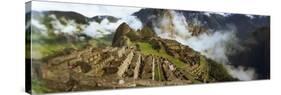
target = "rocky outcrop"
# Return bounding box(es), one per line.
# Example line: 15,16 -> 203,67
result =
112,22 -> 157,47
112,23 -> 134,47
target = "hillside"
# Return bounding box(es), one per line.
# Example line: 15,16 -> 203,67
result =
32,23 -> 236,93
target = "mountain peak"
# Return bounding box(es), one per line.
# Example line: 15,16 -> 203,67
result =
112,23 -> 134,47
118,23 -> 132,33
90,15 -> 119,23
112,23 -> 158,47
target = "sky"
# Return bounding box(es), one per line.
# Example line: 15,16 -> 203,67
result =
31,1 -> 142,18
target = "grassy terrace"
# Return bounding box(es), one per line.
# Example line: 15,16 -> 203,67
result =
137,42 -> 201,83
155,62 -> 164,81
137,42 -> 186,68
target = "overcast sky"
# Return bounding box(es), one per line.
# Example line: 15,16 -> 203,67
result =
31,1 -> 142,18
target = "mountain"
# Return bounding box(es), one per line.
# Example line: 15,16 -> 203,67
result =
112,23 -> 156,47
133,9 -> 270,80
28,11 -> 115,59
90,15 -> 120,23
33,23 -> 236,92
133,8 -> 270,38
132,9 -> 207,38
30,9 -> 270,39
44,11 -> 89,24
228,27 -> 270,79
133,9 -> 228,30
224,14 -> 270,38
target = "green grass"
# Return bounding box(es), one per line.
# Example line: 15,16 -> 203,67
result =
89,38 -> 111,47
137,42 -> 186,68
155,63 -> 164,81
32,79 -> 51,94
137,42 -> 201,83
30,32 -> 112,59
198,56 -> 209,82
31,42 -> 84,59
208,59 -> 236,81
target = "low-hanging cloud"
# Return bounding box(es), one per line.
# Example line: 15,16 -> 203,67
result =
48,14 -> 84,34
225,65 -> 256,80
152,10 -> 256,80
32,11 -> 142,38
83,15 -> 143,38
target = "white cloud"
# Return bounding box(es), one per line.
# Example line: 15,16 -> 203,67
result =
31,18 -> 47,32
83,15 -> 143,38
152,10 -> 256,80
213,12 -> 231,17
246,14 -> 255,19
225,65 -> 256,80
83,21 -> 109,38
32,1 -> 141,18
121,16 -> 143,30
83,19 -> 123,38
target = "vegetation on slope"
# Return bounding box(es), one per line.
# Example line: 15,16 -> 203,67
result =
137,42 -> 186,68
137,42 -> 201,83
